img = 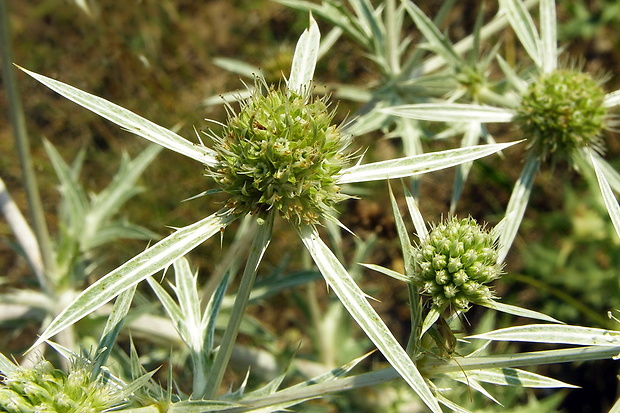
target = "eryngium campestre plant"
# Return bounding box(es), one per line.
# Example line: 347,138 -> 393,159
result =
516,69 -> 607,162
412,216 -> 502,311
0,359 -> 122,413
210,85 -> 351,225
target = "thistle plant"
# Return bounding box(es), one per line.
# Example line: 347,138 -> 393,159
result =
12,16 -> 518,413
382,0 -> 620,261
4,1 -> 620,411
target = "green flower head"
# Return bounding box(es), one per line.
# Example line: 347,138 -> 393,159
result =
411,216 -> 502,311
516,69 -> 607,162
0,359 -> 123,413
210,84 -> 352,225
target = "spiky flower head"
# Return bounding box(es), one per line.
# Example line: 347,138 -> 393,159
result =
516,69 -> 607,162
411,216 -> 502,311
211,85 -> 351,225
0,358 -> 123,413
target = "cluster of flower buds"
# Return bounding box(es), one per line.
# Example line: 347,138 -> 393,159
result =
0,359 -> 121,412
211,86 -> 351,225
411,216 -> 503,311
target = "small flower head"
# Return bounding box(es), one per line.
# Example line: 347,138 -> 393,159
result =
0,358 -> 123,412
516,69 -> 607,162
211,84 -> 351,225
411,216 -> 502,311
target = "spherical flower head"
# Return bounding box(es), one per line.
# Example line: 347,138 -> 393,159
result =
516,69 -> 607,162
211,85 -> 351,225
0,359 -> 122,412
411,216 -> 502,311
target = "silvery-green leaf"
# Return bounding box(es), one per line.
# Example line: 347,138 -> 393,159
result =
420,307 -> 441,337
499,0 -> 542,68
30,210 -> 236,350
337,142 -> 519,184
451,122 -> 484,213
381,103 -> 515,123
388,181 -> 413,272
203,88 -> 254,107
212,57 -> 263,79
360,263 -> 409,283
241,353 -> 372,413
87,145 -> 161,235
298,225 -> 442,413
44,140 -> 88,231
605,89 -> 620,108
497,156 -> 539,263
403,1 -> 464,67
0,352 -> 17,375
483,300 -> 561,324
82,221 -> 157,251
403,181 -> 428,242
93,284 -> 137,377
318,26 -> 343,59
167,400 -> 242,412
424,345 -> 620,374
590,151 -> 620,240
496,55 -> 529,95
539,0 -> 557,73
469,324 -> 620,346
448,367 -> 577,388
276,0 -> 367,47
288,14 -> 320,95
19,66 -> 217,166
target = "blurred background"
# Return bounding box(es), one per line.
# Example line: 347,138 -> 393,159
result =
2,1 -> 620,411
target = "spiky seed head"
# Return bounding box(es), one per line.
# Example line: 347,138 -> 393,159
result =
516,69 -> 607,162
211,86 -> 351,225
0,359 -> 123,412
411,216 -> 502,311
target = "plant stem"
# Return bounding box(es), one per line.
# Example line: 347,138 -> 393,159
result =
0,0 -> 54,292
204,212 -> 274,398
216,345 -> 620,412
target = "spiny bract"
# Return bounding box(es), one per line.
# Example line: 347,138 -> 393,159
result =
516,69 -> 607,162
211,86 -> 351,225
411,216 -> 502,311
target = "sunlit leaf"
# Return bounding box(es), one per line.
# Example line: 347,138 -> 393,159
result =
338,142 -> 519,184
19,66 -> 217,166
30,210 -> 236,350
298,225 -> 442,413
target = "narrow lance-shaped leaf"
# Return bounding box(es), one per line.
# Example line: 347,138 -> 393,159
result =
288,14 -> 320,95
539,0 -> 557,73
497,156 -> 539,263
449,367 -> 577,388
403,1 -> 464,66
92,284 -> 137,378
30,210 -> 237,350
298,225 -> 442,413
469,324 -> 620,346
0,352 -> 18,375
381,103 -> 515,123
18,66 -> 217,166
590,150 -> 620,240
338,141 -> 520,184
89,144 -> 162,227
498,0 -> 542,68
483,300 -> 561,324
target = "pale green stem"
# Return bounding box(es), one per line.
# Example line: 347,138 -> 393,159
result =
0,0 -> 54,293
217,345 -> 620,412
204,212 -> 274,398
